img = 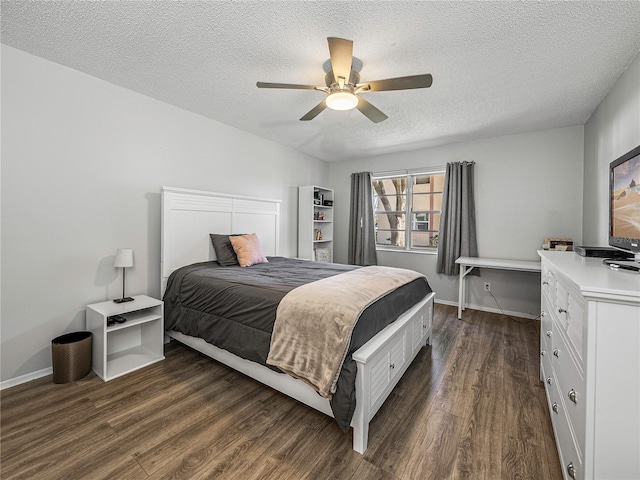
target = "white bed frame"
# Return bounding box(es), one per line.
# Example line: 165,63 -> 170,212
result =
160,186 -> 435,453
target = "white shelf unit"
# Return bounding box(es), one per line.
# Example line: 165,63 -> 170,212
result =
298,185 -> 334,262
86,295 -> 164,381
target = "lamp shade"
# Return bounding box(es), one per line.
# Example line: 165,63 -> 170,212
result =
114,248 -> 134,268
325,91 -> 358,111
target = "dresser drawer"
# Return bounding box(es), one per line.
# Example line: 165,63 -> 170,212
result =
550,379 -> 584,480
565,293 -> 584,363
554,278 -> 585,363
541,303 -> 553,356
542,265 -> 556,305
541,350 -> 553,404
552,328 -> 586,452
545,373 -> 581,480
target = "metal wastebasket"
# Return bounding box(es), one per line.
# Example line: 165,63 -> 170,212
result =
51,331 -> 93,384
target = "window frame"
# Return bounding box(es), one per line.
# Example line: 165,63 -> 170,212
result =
372,167 -> 445,254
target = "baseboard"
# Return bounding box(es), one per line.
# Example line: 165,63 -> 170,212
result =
1,300 -> 535,391
434,299 -> 458,307
434,299 -> 539,320
0,367 -> 52,391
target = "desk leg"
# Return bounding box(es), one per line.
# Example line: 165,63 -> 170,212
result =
458,267 -> 464,319
458,265 -> 474,319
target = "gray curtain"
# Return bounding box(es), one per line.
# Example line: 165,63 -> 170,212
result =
436,161 -> 478,275
348,172 -> 378,266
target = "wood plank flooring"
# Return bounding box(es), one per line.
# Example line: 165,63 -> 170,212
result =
1,305 -> 562,479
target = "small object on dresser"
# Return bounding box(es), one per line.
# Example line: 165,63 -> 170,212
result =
543,237 -> 573,251
603,259 -> 640,272
575,246 -> 633,259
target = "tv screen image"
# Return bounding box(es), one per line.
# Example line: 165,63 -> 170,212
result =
610,144 -> 640,256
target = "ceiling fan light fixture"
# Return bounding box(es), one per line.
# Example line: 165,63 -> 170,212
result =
326,91 -> 358,111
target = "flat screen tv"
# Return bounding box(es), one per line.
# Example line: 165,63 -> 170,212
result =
609,143 -> 640,263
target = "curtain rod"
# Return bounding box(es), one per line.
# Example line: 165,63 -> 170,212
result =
372,161 -> 475,178
371,166 -> 441,178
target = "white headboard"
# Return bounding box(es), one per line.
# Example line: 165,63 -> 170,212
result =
161,186 -> 281,296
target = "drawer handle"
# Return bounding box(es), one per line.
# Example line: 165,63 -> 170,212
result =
543,281 -> 549,285
390,363 -> 395,369
552,402 -> 559,413
540,350 -> 545,356
568,389 -> 577,404
546,377 -> 552,385
546,330 -> 552,338
567,462 -> 577,479
558,308 -> 567,314
553,348 -> 559,357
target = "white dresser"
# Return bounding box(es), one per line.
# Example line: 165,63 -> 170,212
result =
538,251 -> 640,480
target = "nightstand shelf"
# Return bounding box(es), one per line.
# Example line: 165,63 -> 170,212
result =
106,345 -> 162,380
106,310 -> 161,332
86,295 -> 164,381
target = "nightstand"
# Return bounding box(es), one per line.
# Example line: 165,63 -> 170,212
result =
86,295 -> 164,381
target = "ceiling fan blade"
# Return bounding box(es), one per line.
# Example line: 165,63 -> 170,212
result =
300,100 -> 328,121
358,74 -> 433,92
356,96 -> 388,123
327,37 -> 353,85
257,82 -> 321,90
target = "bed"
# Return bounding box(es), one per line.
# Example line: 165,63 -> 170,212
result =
161,186 -> 435,453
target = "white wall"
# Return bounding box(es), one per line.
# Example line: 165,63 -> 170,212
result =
7,41 -> 634,385
328,126 -> 584,316
583,52 -> 640,246
0,46 -> 328,383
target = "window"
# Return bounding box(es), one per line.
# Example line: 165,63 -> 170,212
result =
372,169 -> 445,252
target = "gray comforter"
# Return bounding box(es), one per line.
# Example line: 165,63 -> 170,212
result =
163,257 -> 431,431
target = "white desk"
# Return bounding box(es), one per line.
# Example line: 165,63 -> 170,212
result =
455,256 -> 541,319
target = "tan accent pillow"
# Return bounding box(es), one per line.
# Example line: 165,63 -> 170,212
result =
229,233 -> 269,267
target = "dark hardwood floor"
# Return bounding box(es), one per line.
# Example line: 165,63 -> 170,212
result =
1,304 -> 562,479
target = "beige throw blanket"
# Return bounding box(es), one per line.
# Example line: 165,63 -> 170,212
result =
266,266 -> 424,398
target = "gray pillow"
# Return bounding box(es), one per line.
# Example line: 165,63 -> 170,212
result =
209,234 -> 243,266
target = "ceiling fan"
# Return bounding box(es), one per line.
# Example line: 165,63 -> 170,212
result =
256,37 -> 433,123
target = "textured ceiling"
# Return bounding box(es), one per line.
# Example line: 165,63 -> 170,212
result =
2,1 -> 640,162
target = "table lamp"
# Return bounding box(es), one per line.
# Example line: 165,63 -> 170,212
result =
114,248 -> 134,303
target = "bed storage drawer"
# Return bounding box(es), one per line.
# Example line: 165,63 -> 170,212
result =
411,300 -> 432,352
367,332 -> 407,414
